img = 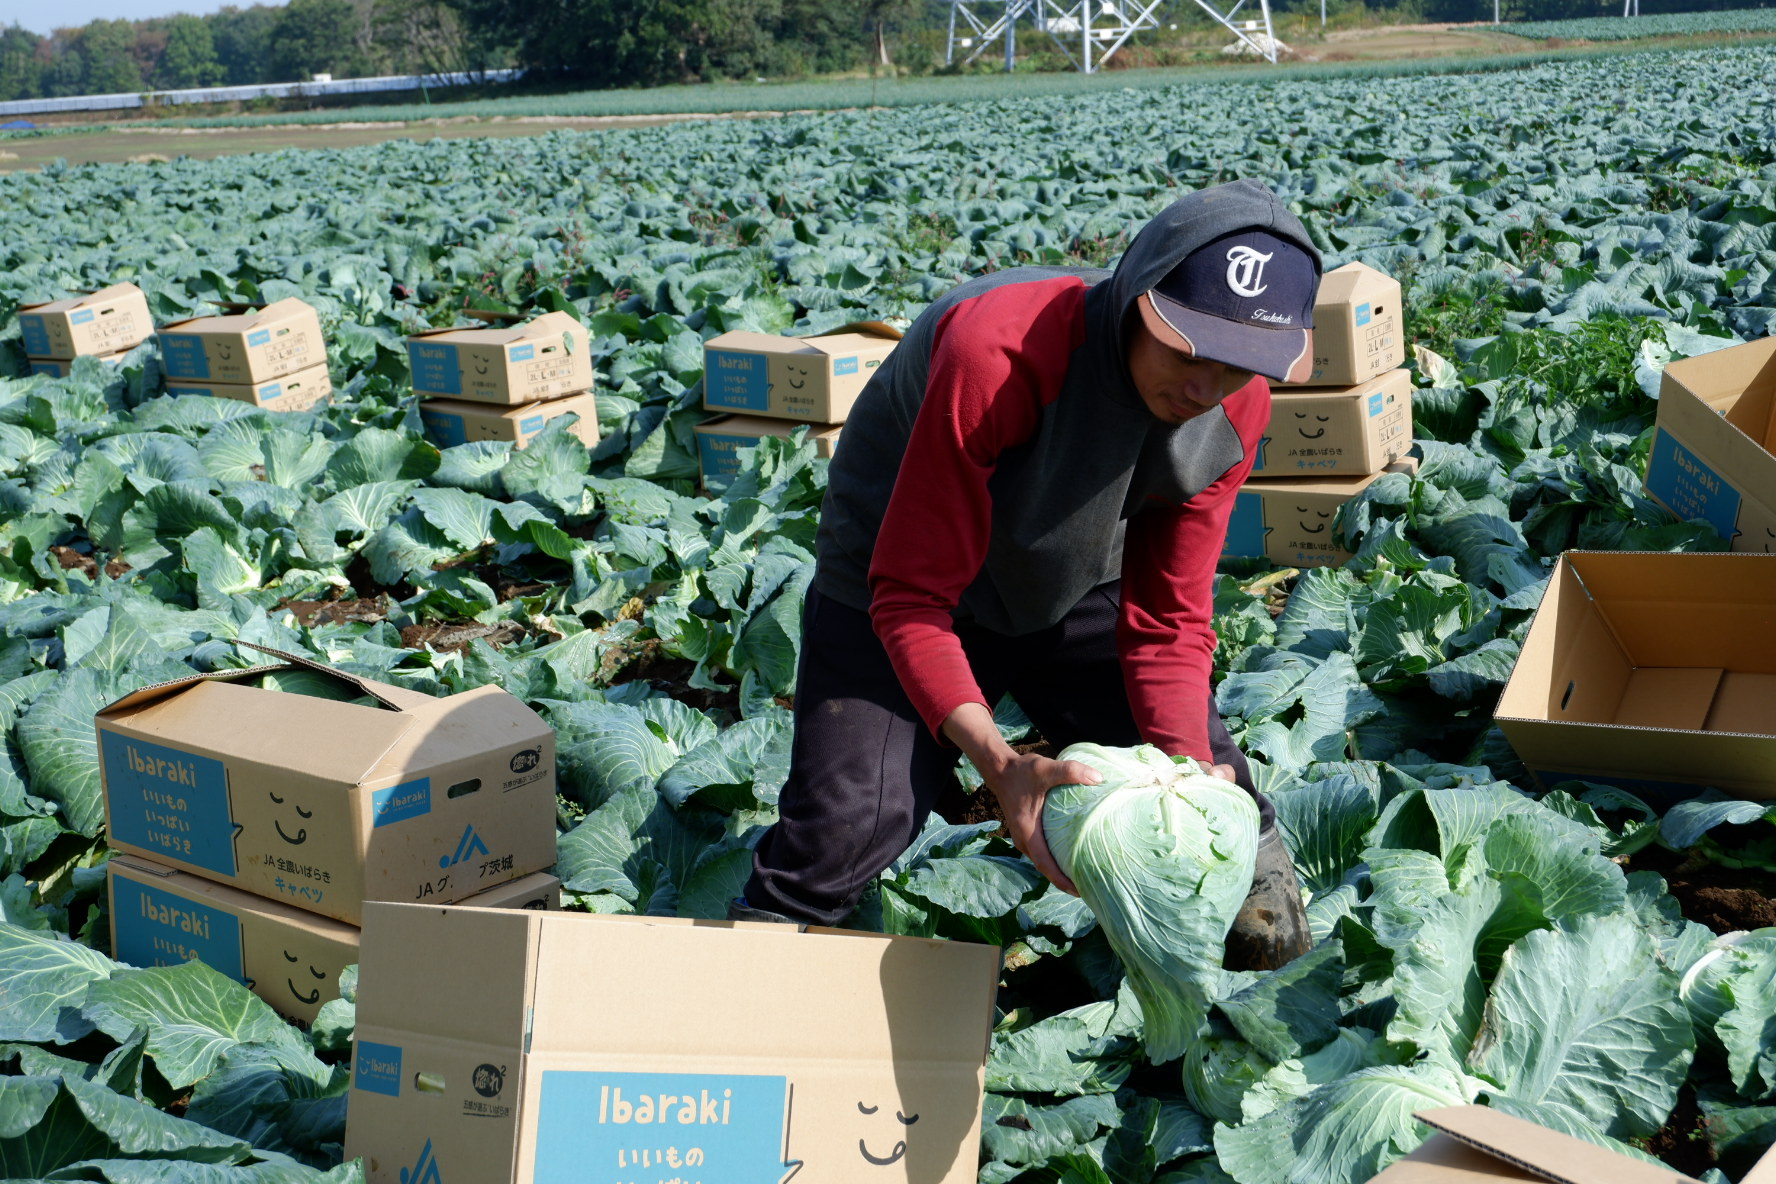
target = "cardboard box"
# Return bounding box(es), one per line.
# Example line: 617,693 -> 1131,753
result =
1253,369 -> 1414,477
158,299 -> 325,385
108,854 -> 558,1026
1496,550 -> 1776,803
419,391 -> 598,449
1367,1104 -> 1776,1183
407,312 -> 593,405
1643,336 -> 1776,552
702,326 -> 899,423
1281,262 -> 1404,388
693,414 -> 842,486
27,350 -> 132,378
95,644 -> 558,926
17,284 -> 153,360
1223,462 -> 1414,568
345,904 -> 1001,1184
165,361 -> 333,411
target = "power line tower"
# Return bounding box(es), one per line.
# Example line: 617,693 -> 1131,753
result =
945,0 -> 1281,72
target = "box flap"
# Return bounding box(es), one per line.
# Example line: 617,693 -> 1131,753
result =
1373,1133 -> 1541,1181
1567,552 -> 1776,673
1614,668 -> 1722,730
357,903 -> 540,1047
804,331 -> 899,357
407,312 -> 581,348
830,320 -> 905,341
99,662 -> 302,716
1740,1141 -> 1776,1184
706,330 -> 817,355
1704,672 -> 1776,735
363,683 -> 550,785
231,641 -> 442,712
1416,1107 -> 1704,1184
21,284 -> 142,315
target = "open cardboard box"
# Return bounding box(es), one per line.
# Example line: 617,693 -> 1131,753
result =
18,284 -> 153,360
703,322 -> 900,423
1368,1105 -> 1776,1183
1496,550 -> 1776,802
1253,368 -> 1414,477
95,643 -> 558,925
108,854 -> 558,1025
1643,336 -> 1776,553
158,299 -> 326,385
345,904 -> 1001,1184
406,312 -> 593,405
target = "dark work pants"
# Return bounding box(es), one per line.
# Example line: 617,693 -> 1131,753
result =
744,581 -> 1275,926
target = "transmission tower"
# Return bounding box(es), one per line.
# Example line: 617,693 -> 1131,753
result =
946,0 -> 1280,72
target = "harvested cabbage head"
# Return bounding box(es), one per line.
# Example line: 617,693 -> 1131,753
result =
1043,743 -> 1261,1063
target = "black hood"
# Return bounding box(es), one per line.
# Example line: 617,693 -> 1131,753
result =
1085,178 -> 1324,407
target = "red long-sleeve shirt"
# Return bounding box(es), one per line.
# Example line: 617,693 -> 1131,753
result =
863,277 -> 1267,762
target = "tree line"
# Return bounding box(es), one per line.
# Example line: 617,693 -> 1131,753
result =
0,0 -> 1764,103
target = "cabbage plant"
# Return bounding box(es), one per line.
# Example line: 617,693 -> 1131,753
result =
1043,743 -> 1261,1062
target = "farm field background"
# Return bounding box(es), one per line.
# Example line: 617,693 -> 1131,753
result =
3,42 -> 1776,1184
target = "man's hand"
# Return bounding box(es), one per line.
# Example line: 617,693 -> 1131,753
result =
942,702 -> 1091,895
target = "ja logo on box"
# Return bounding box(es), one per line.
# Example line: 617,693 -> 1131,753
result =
440,825 -> 488,869
402,1138 -> 442,1184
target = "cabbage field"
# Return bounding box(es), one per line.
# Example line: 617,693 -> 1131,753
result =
4,42 -> 1776,1184
1492,7 -> 1776,40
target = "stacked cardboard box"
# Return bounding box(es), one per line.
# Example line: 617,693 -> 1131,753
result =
694,323 -> 900,488
408,312 -> 598,450
18,284 -> 153,373
1643,336 -> 1776,551
158,298 -> 333,411
1222,262 -> 1413,569
97,645 -> 562,1025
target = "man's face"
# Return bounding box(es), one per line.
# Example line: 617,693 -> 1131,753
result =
1126,313 -> 1256,425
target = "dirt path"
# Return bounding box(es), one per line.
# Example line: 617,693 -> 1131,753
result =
0,111 -> 771,172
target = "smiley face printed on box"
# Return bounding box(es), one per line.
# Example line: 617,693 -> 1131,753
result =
1294,411 -> 1331,439
856,1099 -> 919,1167
1297,505 -> 1332,535
283,948 -> 329,1006
268,790 -> 313,845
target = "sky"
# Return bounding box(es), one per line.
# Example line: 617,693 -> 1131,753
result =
0,0 -> 251,36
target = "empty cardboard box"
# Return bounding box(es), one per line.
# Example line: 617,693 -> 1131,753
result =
166,361 -> 333,411
1223,462 -> 1414,569
1496,550 -> 1776,803
1253,369 -> 1414,477
1366,1104 -> 1776,1183
407,312 -> 592,405
1281,261 -> 1404,388
95,645 -> 558,926
18,284 -> 153,361
693,414 -> 842,487
345,904 -> 1001,1184
702,325 -> 899,423
108,854 -> 559,1026
158,299 -> 326,385
1643,336 -> 1776,553
420,391 -> 599,449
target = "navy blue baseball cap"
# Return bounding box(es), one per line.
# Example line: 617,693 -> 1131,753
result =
1136,228 -> 1319,384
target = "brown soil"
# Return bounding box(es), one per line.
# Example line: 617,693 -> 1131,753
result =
1646,1085 -> 1715,1178
1626,844 -> 1776,935
281,596 -> 391,627
398,619 -> 526,653
931,739 -> 1054,827
49,545 -> 130,580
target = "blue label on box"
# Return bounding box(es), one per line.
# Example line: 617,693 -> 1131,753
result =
166,387 -> 211,398
534,1071 -> 795,1184
1355,302 -> 1372,327
1222,490 -> 1270,557
247,328 -> 271,348
20,315 -> 51,357
409,342 -> 463,395
371,777 -> 430,828
1368,392 -> 1385,416
519,414 -> 545,436
1644,429 -> 1741,541
260,383 -> 284,401
71,308 -> 95,326
28,360 -> 68,378
101,733 -> 238,876
698,432 -> 755,484
159,334 -> 211,380
420,408 -> 467,448
509,344 -> 535,363
705,351 -> 769,412
833,356 -> 858,376
354,1041 -> 404,1097
111,874 -> 246,980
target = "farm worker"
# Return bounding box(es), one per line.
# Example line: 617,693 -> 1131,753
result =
731,179 -> 1318,971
